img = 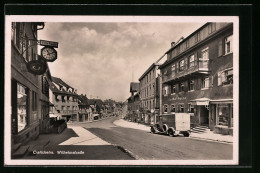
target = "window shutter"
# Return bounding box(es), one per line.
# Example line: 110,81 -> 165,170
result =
184,81 -> 189,92
184,58 -> 188,69
209,75 -> 213,87
196,78 -> 202,90
218,40 -> 223,57
194,52 -> 198,66
218,72 -> 222,86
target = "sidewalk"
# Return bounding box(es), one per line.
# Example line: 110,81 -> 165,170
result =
113,119 -> 233,144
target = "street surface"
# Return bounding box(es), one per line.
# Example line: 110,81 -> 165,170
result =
21,117 -> 232,160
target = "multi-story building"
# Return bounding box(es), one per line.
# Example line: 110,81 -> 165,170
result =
49,76 -> 79,122
78,94 -> 93,122
159,22 -> 233,135
127,82 -> 140,122
11,22 -> 48,149
139,63 -> 161,124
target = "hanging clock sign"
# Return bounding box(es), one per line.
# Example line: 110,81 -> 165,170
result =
41,46 -> 57,62
26,60 -> 47,75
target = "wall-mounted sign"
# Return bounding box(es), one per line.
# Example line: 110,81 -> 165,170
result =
26,60 -> 47,75
41,46 -> 57,62
40,40 -> 58,48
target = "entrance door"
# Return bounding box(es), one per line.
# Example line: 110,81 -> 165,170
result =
200,106 -> 209,125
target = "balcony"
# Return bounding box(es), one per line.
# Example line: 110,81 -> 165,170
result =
162,59 -> 210,83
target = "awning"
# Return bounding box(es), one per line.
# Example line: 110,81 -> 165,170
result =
190,98 -> 211,106
210,99 -> 233,104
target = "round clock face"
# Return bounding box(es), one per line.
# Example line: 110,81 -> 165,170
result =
41,46 -> 57,62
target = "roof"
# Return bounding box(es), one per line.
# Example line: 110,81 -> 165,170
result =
52,76 -> 73,89
78,94 -> 89,105
138,63 -> 161,81
130,82 -> 140,92
49,80 -> 77,96
88,99 -> 103,107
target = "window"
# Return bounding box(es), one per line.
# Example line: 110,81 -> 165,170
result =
17,83 -> 28,132
201,48 -> 209,60
61,106 -> 65,111
208,23 -> 216,34
179,105 -> 184,113
225,35 -> 233,54
171,64 -> 176,72
217,104 -> 232,127
179,59 -> 185,71
67,106 -> 70,110
185,40 -> 189,49
171,84 -> 176,94
188,80 -> 195,91
202,77 -> 209,89
171,105 -> 175,113
188,104 -> 194,113
62,96 -> 65,102
164,105 -> 168,113
55,95 -> 59,101
195,31 -> 200,43
163,86 -> 169,95
152,84 -> 154,96
179,83 -> 184,92
218,68 -> 233,86
189,55 -> 195,67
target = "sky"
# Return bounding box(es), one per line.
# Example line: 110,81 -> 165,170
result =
38,22 -> 203,101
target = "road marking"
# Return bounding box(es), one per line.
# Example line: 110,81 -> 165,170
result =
59,126 -> 110,146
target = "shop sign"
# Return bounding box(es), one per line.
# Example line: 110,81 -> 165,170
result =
40,40 -> 58,48
26,60 -> 47,75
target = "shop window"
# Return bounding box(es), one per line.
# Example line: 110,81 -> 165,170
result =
171,105 -> 175,113
218,68 -> 233,86
17,83 -> 28,132
225,35 -> 233,54
164,105 -> 168,113
189,55 -> 195,68
202,77 -> 209,89
217,104 -> 232,126
188,80 -> 195,91
179,59 -> 185,71
179,105 -> 184,113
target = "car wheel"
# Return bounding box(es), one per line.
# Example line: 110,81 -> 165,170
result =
183,132 -> 190,137
151,127 -> 156,134
168,129 -> 175,137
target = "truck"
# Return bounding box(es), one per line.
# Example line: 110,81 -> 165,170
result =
150,113 -> 191,137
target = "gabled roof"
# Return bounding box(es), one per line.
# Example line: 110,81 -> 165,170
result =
52,76 -> 73,89
50,78 -> 77,96
88,99 -> 103,107
130,82 -> 140,93
78,94 -> 89,105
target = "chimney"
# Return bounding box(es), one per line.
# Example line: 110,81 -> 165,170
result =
171,42 -> 175,47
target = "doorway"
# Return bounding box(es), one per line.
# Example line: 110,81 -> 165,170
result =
199,106 -> 209,125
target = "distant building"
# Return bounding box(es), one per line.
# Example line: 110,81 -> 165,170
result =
127,82 -> 140,122
78,94 -> 93,122
159,22 -> 233,135
49,77 -> 78,122
138,63 -> 161,124
88,99 -> 104,114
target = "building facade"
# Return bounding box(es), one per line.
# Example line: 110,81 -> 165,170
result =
49,77 -> 79,122
139,63 -> 161,124
127,82 -> 140,122
159,22 -> 233,135
11,22 -> 47,148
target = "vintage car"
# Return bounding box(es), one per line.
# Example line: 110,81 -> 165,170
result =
150,113 -> 191,137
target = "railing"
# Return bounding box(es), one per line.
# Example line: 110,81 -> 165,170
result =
163,59 -> 209,83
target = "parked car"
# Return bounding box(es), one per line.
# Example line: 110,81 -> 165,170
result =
150,113 -> 191,137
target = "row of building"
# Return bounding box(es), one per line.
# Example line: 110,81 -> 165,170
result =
126,22 -> 234,135
10,22 -> 122,151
